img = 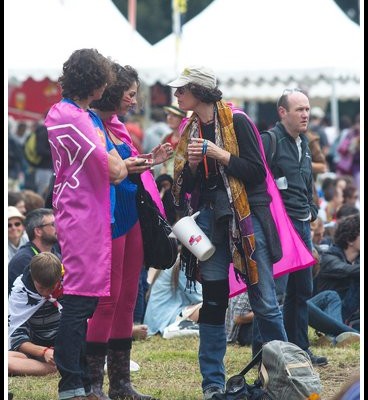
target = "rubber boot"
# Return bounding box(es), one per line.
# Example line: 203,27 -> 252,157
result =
107,339 -> 156,400
86,342 -> 110,400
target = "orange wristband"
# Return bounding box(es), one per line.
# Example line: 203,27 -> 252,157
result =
42,346 -> 54,357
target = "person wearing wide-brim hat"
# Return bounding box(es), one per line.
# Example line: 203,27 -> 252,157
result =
159,103 -> 186,179
163,104 -> 186,118
8,206 -> 28,262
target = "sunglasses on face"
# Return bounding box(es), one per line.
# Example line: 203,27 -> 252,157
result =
8,222 -> 22,228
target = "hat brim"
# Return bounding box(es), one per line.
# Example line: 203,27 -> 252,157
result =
167,77 -> 189,88
8,214 -> 25,220
163,106 -> 186,118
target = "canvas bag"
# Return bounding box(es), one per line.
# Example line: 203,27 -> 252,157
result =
259,340 -> 322,400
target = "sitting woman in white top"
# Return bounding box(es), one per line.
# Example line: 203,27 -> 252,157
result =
144,264 -> 203,338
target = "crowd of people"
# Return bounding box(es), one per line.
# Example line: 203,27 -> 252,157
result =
7,50 -> 360,400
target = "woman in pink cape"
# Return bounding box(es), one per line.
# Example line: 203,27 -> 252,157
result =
45,49 -> 127,400
85,63 -> 172,400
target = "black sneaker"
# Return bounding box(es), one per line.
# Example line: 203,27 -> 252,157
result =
203,386 -> 224,400
306,349 -> 328,366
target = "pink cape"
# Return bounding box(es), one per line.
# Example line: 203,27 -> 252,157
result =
45,101 -> 112,296
179,105 -> 315,297
105,115 -> 165,216
229,108 -> 315,297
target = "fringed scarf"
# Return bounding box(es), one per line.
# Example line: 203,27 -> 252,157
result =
173,100 -> 258,286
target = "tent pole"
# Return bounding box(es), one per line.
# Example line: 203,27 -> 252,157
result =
330,77 -> 340,134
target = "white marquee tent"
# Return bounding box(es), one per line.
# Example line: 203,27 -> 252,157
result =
6,0 -> 154,82
146,0 -> 361,108
6,0 -> 361,128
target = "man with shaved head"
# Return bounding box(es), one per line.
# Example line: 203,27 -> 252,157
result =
262,88 -> 328,367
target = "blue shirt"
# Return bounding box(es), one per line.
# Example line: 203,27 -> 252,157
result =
111,142 -> 138,238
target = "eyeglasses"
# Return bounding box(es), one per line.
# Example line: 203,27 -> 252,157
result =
8,222 -> 22,228
175,86 -> 187,95
282,88 -> 304,95
38,222 -> 56,228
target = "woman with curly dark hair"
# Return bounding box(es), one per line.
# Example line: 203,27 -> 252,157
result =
45,49 -> 127,400
84,62 -> 172,400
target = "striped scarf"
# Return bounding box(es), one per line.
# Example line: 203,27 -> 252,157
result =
173,100 -> 258,286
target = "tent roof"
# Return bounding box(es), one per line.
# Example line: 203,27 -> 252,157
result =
6,0 -> 154,82
144,0 -> 361,100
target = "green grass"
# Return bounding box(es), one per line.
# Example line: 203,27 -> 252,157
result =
8,333 -> 360,400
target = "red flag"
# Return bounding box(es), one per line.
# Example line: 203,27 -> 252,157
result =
128,0 -> 136,30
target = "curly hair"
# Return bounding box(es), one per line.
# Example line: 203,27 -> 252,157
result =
91,63 -> 140,112
334,214 -> 360,249
59,48 -> 112,100
186,83 -> 222,103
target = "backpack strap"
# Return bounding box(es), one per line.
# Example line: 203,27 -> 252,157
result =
259,363 -> 269,387
261,130 -> 277,168
239,348 -> 263,376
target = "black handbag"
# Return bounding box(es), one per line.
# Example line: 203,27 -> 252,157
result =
135,178 -> 178,270
213,350 -> 271,400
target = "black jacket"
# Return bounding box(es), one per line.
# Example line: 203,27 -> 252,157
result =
317,244 -> 360,298
262,122 -> 318,221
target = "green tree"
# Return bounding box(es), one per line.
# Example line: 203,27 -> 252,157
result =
112,0 -> 214,44
112,0 -> 359,44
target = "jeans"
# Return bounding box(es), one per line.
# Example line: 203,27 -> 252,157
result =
196,205 -> 231,282
283,218 -> 313,351
134,267 -> 149,324
248,215 -> 288,356
55,295 -> 98,399
196,206 -> 230,392
342,278 -> 360,323
307,290 -> 358,336
238,322 -> 253,346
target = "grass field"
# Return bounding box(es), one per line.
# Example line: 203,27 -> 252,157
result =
8,333 -> 360,400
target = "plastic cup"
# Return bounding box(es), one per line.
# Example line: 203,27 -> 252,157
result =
169,211 -> 215,261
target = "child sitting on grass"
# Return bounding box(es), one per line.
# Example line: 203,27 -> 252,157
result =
8,252 -> 63,376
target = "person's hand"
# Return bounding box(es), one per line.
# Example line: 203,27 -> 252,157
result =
187,138 -> 205,167
146,143 -> 174,166
43,347 -> 56,366
124,157 -> 152,174
188,138 -> 230,166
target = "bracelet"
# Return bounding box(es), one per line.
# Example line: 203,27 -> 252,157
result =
42,346 -> 54,358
